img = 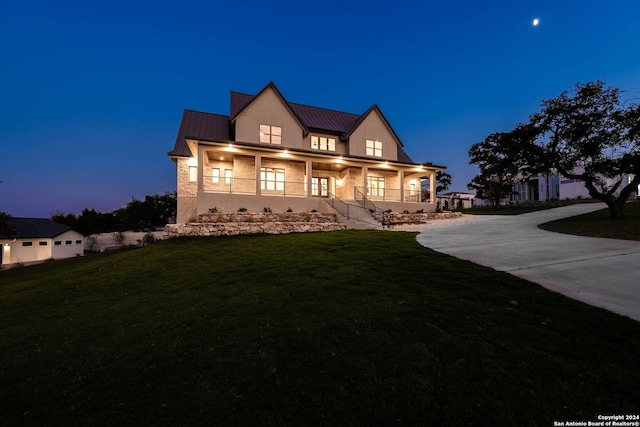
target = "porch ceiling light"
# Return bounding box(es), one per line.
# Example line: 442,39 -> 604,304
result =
280,150 -> 291,158
224,143 -> 237,152
335,156 -> 344,164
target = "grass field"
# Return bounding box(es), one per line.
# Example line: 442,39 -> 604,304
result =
540,200 -> 640,241
1,231 -> 639,426
462,199 -> 598,216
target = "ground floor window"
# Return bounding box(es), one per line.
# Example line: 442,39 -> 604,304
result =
367,176 -> 385,197
312,177 -> 329,197
261,167 -> 284,191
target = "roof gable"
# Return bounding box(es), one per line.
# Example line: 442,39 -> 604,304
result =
230,82 -> 309,136
346,104 -> 404,147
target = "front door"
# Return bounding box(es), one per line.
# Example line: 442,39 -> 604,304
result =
312,177 -> 329,197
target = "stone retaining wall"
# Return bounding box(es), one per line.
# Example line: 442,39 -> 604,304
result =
164,212 -> 345,237
163,211 -> 460,238
386,211 -> 462,224
165,221 -> 345,237
197,212 -> 338,223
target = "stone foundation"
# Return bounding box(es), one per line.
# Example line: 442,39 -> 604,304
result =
385,211 -> 462,225
164,212 -> 345,238
197,212 -> 339,223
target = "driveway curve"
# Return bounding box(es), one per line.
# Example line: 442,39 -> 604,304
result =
410,203 -> 640,321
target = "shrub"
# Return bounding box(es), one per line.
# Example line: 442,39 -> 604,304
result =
287,207 -> 293,212
238,208 -> 247,212
85,235 -> 97,251
113,231 -> 125,245
263,207 -> 272,213
209,207 -> 218,213
142,232 -> 156,245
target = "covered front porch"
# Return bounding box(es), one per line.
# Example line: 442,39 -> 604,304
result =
192,142 -> 438,211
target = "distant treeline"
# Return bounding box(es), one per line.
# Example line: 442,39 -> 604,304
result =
52,192 -> 176,235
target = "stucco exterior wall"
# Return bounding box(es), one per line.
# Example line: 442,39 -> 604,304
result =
51,231 -> 85,259
302,132 -> 347,155
347,110 -> 399,161
234,87 -> 304,148
196,193 -> 329,216
1,230 -> 84,265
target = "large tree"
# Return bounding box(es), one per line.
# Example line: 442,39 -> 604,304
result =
0,211 -> 14,237
422,171 -> 452,201
527,81 -> 640,219
468,126 -> 533,206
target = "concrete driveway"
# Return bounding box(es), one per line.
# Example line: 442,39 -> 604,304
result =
409,203 -> 640,321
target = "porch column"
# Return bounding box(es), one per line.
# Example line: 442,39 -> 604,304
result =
197,145 -> 205,194
255,154 -> 262,196
362,166 -> 368,199
399,170 -> 405,202
306,160 -> 313,197
429,171 -> 436,204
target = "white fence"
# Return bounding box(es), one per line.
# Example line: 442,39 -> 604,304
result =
85,231 -> 166,252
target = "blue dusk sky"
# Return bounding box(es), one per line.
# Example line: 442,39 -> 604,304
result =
2,0 -> 640,217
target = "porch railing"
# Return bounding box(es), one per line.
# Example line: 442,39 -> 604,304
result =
354,186 -> 425,203
203,176 -> 307,197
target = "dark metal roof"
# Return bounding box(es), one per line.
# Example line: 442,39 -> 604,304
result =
230,91 -> 253,118
1,218 -> 76,239
169,110 -> 230,157
397,147 -> 413,163
170,82 -> 425,165
288,102 -> 360,134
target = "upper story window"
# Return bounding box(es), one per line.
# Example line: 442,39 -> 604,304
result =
260,125 -> 281,144
366,140 -> 382,157
311,136 -> 336,152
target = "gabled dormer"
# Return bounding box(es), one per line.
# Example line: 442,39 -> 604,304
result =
230,82 -> 307,149
345,104 -> 403,162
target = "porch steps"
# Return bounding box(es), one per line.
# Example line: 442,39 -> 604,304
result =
322,197 -> 382,229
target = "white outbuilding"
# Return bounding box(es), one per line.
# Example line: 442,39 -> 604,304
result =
1,218 -> 85,267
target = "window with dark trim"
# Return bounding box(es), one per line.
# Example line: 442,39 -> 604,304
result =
22,241 -> 33,247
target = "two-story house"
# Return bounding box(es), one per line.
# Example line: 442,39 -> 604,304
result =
168,82 -> 444,224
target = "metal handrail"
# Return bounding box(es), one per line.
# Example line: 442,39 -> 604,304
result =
324,192 -> 383,228
353,188 -> 393,228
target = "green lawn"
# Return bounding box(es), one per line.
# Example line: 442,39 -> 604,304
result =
1,231 -> 639,426
539,200 -> 640,241
462,199 -> 598,216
